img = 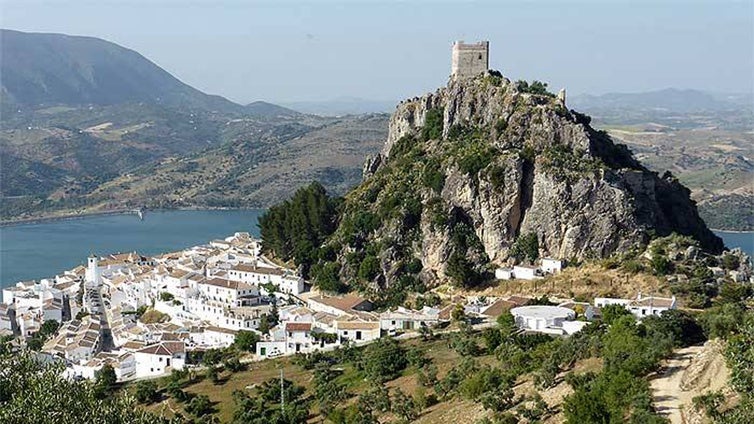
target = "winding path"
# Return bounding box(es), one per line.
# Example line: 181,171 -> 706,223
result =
650,345 -> 704,424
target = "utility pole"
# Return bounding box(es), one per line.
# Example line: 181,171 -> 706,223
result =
280,368 -> 284,411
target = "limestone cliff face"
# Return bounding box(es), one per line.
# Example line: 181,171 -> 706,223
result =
341,72 -> 721,289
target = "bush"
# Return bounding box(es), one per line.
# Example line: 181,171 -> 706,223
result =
621,259 -> 645,274
133,380 -> 159,404
651,254 -> 673,276
311,262 -> 347,293
421,108 -> 444,141
358,255 -> 381,282
422,159 -> 445,193
233,330 -> 260,352
517,80 -> 554,97
601,304 -> 632,326
360,338 -> 408,382
158,292 -> 174,302
721,254 -> 740,270
510,233 -> 539,263
186,394 -> 214,417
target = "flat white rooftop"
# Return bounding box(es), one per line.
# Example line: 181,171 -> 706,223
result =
510,305 -> 574,319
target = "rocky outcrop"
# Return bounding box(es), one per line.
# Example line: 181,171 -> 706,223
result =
333,71 -> 722,289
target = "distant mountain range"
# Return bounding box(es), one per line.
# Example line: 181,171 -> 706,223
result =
1,29 -> 231,112
0,29 -> 304,119
281,97 -> 397,116
0,30 -> 383,222
570,88 -> 752,114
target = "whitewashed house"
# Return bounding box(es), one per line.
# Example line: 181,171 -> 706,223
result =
541,258 -> 564,274
284,322 -> 314,354
307,295 -> 374,317
512,265 -> 543,280
495,268 -> 514,280
134,341 -> 186,378
379,306 -> 440,332
335,318 -> 381,343
226,263 -> 305,295
510,305 -> 582,335
198,278 -> 259,307
594,292 -> 677,319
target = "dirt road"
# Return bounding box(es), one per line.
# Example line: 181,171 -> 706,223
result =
651,340 -> 729,424
651,345 -> 704,423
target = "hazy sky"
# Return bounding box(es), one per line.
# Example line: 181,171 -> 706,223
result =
1,0 -> 752,104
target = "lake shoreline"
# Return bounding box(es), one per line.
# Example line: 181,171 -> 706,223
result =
0,206 -> 265,228
1,209 -> 266,287
711,229 -> 754,234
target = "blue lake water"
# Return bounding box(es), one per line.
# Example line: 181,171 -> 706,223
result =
0,209 -> 751,289
0,210 -> 264,288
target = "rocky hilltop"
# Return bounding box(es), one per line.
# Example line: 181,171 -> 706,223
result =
327,71 -> 723,293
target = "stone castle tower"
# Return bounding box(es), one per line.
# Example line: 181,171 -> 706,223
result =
451,40 -> 489,78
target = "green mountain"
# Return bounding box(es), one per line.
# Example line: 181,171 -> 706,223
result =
0,29 -> 242,112
0,30 -> 376,222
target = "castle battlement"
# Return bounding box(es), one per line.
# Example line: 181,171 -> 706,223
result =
451,40 -> 489,79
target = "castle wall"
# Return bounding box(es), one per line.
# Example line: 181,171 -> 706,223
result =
451,41 -> 489,78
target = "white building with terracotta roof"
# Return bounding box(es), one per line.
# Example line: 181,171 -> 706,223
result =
44,316 -> 102,364
226,263 -> 305,295
133,341 -> 186,378
307,294 -> 374,316
594,292 -> 676,319
71,351 -> 136,382
189,326 -> 239,348
198,277 -> 260,307
335,318 -> 381,343
379,306 -> 440,332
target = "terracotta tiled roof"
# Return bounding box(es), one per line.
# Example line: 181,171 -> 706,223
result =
630,297 -> 674,308
285,322 -> 312,332
136,341 -> 185,356
202,278 -> 253,291
481,299 -> 516,317
336,320 -> 380,330
206,326 -> 239,335
507,296 -> 533,306
231,263 -> 285,276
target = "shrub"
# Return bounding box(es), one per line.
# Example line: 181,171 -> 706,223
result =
517,80 -> 555,97
422,159 -> 445,193
422,108 -> 444,141
158,292 -> 174,302
360,338 -> 408,382
233,330 -> 259,352
651,254 -> 673,276
510,233 -> 539,263
133,380 -> 159,404
358,255 -> 381,282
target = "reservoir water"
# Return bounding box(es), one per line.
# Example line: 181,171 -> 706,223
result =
0,209 -> 752,289
0,210 -> 264,288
